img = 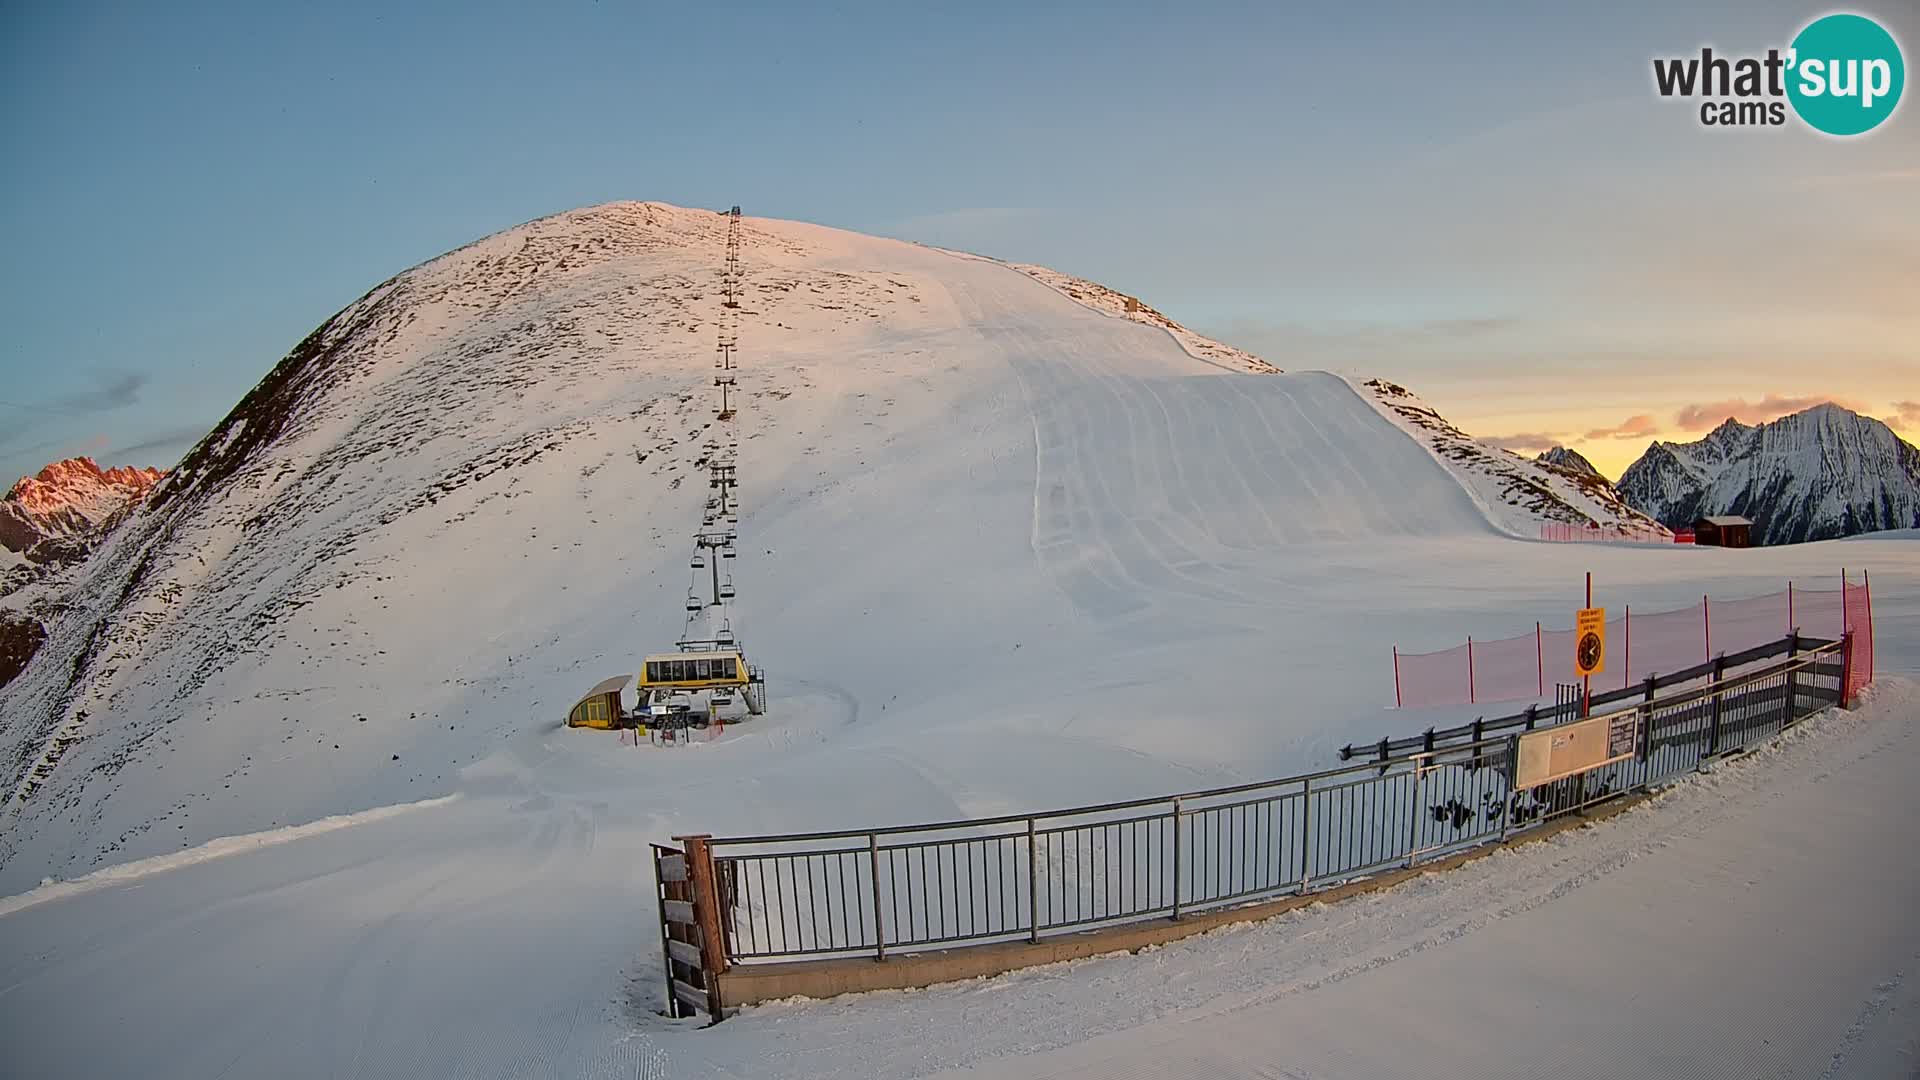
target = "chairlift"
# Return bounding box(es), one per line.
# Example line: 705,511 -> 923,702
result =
721,546 -> 737,560
691,553 -> 706,570
719,576 -> 736,599
684,593 -> 702,613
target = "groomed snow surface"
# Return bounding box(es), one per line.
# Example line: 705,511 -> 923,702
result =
0,203 -> 1914,1077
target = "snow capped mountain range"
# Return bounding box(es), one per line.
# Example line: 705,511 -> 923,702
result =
1,458 -> 165,556
1618,404 -> 1920,545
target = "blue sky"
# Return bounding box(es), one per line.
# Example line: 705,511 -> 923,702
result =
3,0 -> 1916,481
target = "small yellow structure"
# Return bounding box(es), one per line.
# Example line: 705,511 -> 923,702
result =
639,651 -> 748,690
567,675 -> 632,729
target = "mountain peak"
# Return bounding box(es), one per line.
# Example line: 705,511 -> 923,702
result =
1618,406 -> 1920,543
1535,445 -> 1602,479
2,456 -> 166,555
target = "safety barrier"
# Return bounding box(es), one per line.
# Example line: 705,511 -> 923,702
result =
1539,522 -> 1672,543
652,638 -> 1856,1019
1392,573 -> 1873,709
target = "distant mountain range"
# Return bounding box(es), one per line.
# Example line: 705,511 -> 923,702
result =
1,458 -> 165,560
1617,404 -> 1920,544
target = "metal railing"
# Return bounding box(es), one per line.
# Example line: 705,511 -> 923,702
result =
703,638 -> 1848,965
1350,632 -> 1828,765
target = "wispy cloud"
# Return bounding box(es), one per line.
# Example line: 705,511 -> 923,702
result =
108,424 -> 213,464
1583,414 -> 1661,441
1485,431 -> 1563,454
1889,400 -> 1920,431
1674,394 -> 1867,430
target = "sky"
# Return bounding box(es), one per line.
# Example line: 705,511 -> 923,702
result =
2,0 -> 1916,483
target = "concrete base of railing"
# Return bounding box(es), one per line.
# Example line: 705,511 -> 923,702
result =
718,791 -> 1652,1008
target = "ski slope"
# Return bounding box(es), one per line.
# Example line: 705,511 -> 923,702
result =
0,203 -> 1915,1078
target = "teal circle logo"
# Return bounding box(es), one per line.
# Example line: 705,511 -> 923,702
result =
1787,13 -> 1905,135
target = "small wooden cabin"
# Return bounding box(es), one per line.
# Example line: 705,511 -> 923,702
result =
567,675 -> 632,729
1692,515 -> 1753,548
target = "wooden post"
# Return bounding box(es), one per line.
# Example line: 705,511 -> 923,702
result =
674,834 -> 729,1021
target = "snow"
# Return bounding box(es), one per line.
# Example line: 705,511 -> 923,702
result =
1352,377 -> 1670,539
0,201 -> 1915,1078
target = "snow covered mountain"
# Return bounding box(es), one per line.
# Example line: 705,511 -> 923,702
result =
1354,379 -> 1668,537
1536,445 -> 1601,478
0,458 -> 164,556
1618,405 -> 1920,544
1,199 -> 1674,890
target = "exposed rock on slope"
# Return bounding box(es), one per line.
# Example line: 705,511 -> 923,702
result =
1354,379 -> 1667,538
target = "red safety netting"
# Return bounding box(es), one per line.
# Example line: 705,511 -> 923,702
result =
1392,576 -> 1873,708
1844,576 -> 1875,701
1539,522 -> 1671,544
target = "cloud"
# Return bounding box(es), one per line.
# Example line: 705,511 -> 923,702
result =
50,371 -> 148,414
1225,316 -> 1519,351
1674,394 -> 1868,430
108,423 -> 214,465
1485,432 -> 1563,454
1890,401 -> 1920,431
1582,414 -> 1661,441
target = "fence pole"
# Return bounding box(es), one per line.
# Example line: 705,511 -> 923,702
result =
1170,798 -> 1184,920
1703,594 -> 1712,665
1864,571 -> 1875,683
1536,622 -> 1543,697
1787,582 -> 1795,636
1026,817 -> 1040,943
1393,646 -> 1402,708
1467,636 -> 1476,705
1623,605 -> 1631,690
869,833 -> 886,961
1297,779 -> 1312,894
1406,761 -> 1424,868
673,834 -> 729,1021
1706,655 -> 1726,757
1841,630 -> 1853,708
1784,633 -> 1799,727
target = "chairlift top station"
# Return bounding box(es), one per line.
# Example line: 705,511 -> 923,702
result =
567,206 -> 766,733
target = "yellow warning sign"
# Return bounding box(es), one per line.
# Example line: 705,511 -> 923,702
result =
1574,607 -> 1606,677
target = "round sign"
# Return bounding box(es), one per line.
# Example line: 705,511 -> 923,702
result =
1577,631 -> 1604,673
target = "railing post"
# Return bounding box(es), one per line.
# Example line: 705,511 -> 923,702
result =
1840,630 -> 1854,708
1170,798 -> 1184,920
869,833 -> 886,961
1297,778 -> 1312,894
1784,633 -> 1800,726
1026,817 -> 1040,943
1500,735 -> 1520,841
1406,761 -> 1424,868
674,834 -> 728,1022
1706,655 -> 1726,757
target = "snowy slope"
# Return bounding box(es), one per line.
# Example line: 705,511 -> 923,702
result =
1353,378 -> 1670,537
0,201 -> 1503,888
1619,404 -> 1920,544
1004,263 -> 1282,374
0,198 -> 1911,1078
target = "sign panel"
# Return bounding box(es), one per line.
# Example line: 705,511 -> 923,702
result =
1574,606 -> 1607,677
1514,709 -> 1638,788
